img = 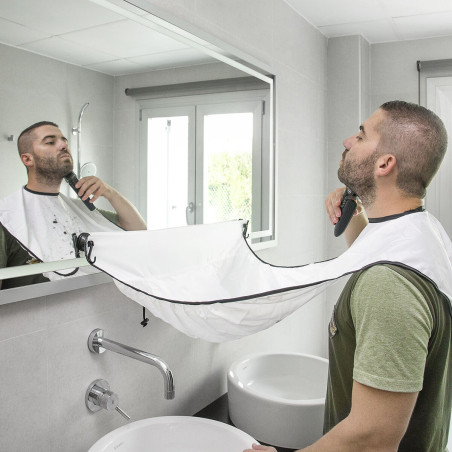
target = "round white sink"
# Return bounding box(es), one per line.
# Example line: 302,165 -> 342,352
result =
228,352 -> 329,449
88,416 -> 258,452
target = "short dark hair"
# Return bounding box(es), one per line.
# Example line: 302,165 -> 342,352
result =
17,121 -> 59,156
377,101 -> 448,198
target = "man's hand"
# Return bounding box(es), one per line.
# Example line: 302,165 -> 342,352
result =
325,187 -> 346,226
325,187 -> 368,246
74,176 -> 112,203
75,176 -> 147,231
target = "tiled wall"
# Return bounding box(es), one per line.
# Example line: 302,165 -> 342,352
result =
0,279 -> 326,452
370,34 -> 452,109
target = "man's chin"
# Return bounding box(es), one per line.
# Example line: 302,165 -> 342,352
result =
337,171 -> 346,186
58,166 -> 73,179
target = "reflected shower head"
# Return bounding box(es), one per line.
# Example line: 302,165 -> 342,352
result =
72,102 -> 90,177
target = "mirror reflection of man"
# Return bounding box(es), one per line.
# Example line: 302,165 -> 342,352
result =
0,121 -> 146,289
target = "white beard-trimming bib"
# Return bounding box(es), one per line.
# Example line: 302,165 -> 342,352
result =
0,187 -> 122,278
79,210 -> 452,342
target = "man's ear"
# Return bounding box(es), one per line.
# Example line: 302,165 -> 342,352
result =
376,154 -> 396,177
20,153 -> 34,169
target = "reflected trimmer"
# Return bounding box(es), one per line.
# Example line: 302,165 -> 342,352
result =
64,171 -> 96,211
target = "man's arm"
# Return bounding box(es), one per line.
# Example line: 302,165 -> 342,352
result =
299,382 -> 417,451
75,176 -> 147,231
325,187 -> 368,246
244,382 -> 417,452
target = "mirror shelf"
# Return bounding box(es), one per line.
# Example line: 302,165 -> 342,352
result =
0,272 -> 111,306
0,258 -> 89,281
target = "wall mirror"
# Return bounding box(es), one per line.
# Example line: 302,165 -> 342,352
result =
0,0 -> 275,301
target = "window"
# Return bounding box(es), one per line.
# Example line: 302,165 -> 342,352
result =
138,88 -> 272,246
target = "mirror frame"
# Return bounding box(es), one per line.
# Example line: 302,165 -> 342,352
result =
0,0 -> 276,303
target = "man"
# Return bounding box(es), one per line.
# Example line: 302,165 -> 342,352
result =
245,101 -> 452,451
0,121 -> 146,288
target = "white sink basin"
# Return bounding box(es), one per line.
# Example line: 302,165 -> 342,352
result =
88,416 -> 257,452
228,352 -> 329,449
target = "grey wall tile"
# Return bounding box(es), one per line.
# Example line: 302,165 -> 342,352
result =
45,282 -> 128,327
0,332 -> 50,452
0,297 -> 46,342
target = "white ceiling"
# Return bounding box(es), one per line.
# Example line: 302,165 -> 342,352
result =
2,0 -> 452,76
284,0 -> 452,43
0,0 -> 214,76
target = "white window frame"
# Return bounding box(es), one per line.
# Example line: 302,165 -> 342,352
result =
138,89 -> 272,246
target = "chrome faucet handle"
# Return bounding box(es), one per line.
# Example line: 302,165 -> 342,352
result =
86,379 -> 130,420
114,406 -> 130,420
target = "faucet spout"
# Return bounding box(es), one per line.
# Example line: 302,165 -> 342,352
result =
88,329 -> 175,400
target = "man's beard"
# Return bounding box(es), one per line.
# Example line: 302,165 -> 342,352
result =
338,152 -> 379,207
33,153 -> 73,185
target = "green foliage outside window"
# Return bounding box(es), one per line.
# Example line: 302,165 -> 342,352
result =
207,151 -> 252,222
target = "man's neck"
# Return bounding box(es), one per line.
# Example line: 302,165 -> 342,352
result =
364,196 -> 423,219
26,179 -> 61,194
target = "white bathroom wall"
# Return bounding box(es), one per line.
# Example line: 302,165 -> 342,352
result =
0,1 -> 330,451
0,43 -> 115,205
371,35 -> 452,110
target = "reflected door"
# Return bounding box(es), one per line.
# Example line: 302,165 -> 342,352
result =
426,77 -> 452,236
143,106 -> 195,229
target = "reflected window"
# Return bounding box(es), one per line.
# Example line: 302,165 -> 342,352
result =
203,112 -> 253,225
140,91 -> 268,239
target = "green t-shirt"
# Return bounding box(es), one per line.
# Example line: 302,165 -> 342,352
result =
0,208 -> 119,289
0,223 -> 49,288
325,264 -> 452,451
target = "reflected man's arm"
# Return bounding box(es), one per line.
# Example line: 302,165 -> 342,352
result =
75,176 -> 147,231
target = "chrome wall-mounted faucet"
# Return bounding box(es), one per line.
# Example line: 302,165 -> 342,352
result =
88,329 -> 175,400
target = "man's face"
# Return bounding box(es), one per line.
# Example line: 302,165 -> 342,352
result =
29,125 -> 73,179
338,109 -> 384,205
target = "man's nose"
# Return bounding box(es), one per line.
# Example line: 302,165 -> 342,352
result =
57,139 -> 69,151
342,135 -> 355,150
